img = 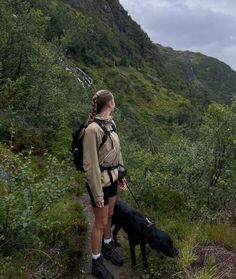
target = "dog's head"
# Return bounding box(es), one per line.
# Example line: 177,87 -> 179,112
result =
147,225 -> 179,257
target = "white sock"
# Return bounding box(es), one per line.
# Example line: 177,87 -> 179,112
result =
92,253 -> 101,259
104,238 -> 112,244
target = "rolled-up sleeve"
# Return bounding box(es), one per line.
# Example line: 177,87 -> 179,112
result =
83,126 -> 103,202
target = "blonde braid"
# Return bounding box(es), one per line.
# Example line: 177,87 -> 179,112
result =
78,92 -> 102,140
86,91 -> 102,126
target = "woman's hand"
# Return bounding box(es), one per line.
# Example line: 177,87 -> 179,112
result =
95,200 -> 104,208
118,178 -> 128,191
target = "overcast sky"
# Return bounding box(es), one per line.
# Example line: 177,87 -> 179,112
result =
119,0 -> 236,71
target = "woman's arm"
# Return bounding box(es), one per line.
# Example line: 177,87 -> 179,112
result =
111,119 -> 124,166
118,148 -> 124,166
83,126 -> 104,205
110,119 -> 128,190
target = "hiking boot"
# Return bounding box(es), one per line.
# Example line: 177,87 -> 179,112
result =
102,240 -> 124,266
92,255 -> 114,279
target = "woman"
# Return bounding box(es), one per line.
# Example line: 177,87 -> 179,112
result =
82,89 -> 128,279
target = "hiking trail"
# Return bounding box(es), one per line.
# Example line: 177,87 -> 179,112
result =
77,193 -> 236,279
77,192 -> 132,279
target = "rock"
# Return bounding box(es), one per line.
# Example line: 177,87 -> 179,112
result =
0,168 -> 12,181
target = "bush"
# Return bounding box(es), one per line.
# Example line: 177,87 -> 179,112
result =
0,150 -> 80,252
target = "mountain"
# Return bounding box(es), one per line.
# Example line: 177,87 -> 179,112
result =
0,0 -> 235,150
61,0 -> 161,67
61,0 -> 236,106
157,44 -> 236,105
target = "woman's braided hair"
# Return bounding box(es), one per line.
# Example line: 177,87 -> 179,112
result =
78,90 -> 113,140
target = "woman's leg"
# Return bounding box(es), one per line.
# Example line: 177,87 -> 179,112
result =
103,195 -> 116,239
91,205 -> 109,254
102,194 -> 124,266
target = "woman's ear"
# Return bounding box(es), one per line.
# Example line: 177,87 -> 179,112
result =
107,99 -> 112,108
109,99 -> 115,112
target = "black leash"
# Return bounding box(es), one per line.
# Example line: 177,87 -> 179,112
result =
124,180 -> 155,226
125,181 -> 141,208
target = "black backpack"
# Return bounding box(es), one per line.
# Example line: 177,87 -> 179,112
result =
71,119 -> 117,172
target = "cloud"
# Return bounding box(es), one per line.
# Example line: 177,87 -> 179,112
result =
120,0 -> 236,70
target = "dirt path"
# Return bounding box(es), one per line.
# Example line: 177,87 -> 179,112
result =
77,192 -> 132,279
193,245 -> 236,278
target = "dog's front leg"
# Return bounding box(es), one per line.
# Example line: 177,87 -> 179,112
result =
140,241 -> 148,268
129,237 -> 137,268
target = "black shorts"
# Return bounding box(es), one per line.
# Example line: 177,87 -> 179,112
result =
85,180 -> 118,207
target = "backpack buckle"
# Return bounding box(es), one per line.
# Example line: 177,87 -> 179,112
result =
99,164 -> 119,172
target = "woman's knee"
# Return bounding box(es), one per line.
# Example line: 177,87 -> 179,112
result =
94,218 -> 108,230
93,205 -> 109,228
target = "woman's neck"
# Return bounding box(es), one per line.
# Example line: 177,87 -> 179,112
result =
99,109 -> 111,117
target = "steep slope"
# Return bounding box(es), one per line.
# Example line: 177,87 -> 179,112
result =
1,0 -> 235,150
62,0 -> 160,66
157,45 -> 236,105
60,0 -> 236,105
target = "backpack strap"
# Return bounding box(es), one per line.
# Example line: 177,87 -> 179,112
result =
99,164 -> 120,185
111,120 -> 117,133
93,119 -> 119,185
94,119 -> 116,150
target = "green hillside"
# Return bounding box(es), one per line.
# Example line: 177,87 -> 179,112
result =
157,44 -> 236,105
0,0 -> 236,278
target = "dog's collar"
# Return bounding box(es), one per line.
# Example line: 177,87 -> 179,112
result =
145,217 -> 155,228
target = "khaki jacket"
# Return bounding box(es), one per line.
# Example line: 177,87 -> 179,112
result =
83,113 -> 124,203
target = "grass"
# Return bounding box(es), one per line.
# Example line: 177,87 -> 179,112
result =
197,223 -> 236,248
0,191 -> 87,278
177,255 -> 230,279
115,206 -> 236,279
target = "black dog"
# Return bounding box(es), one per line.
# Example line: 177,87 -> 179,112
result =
111,200 -> 179,268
